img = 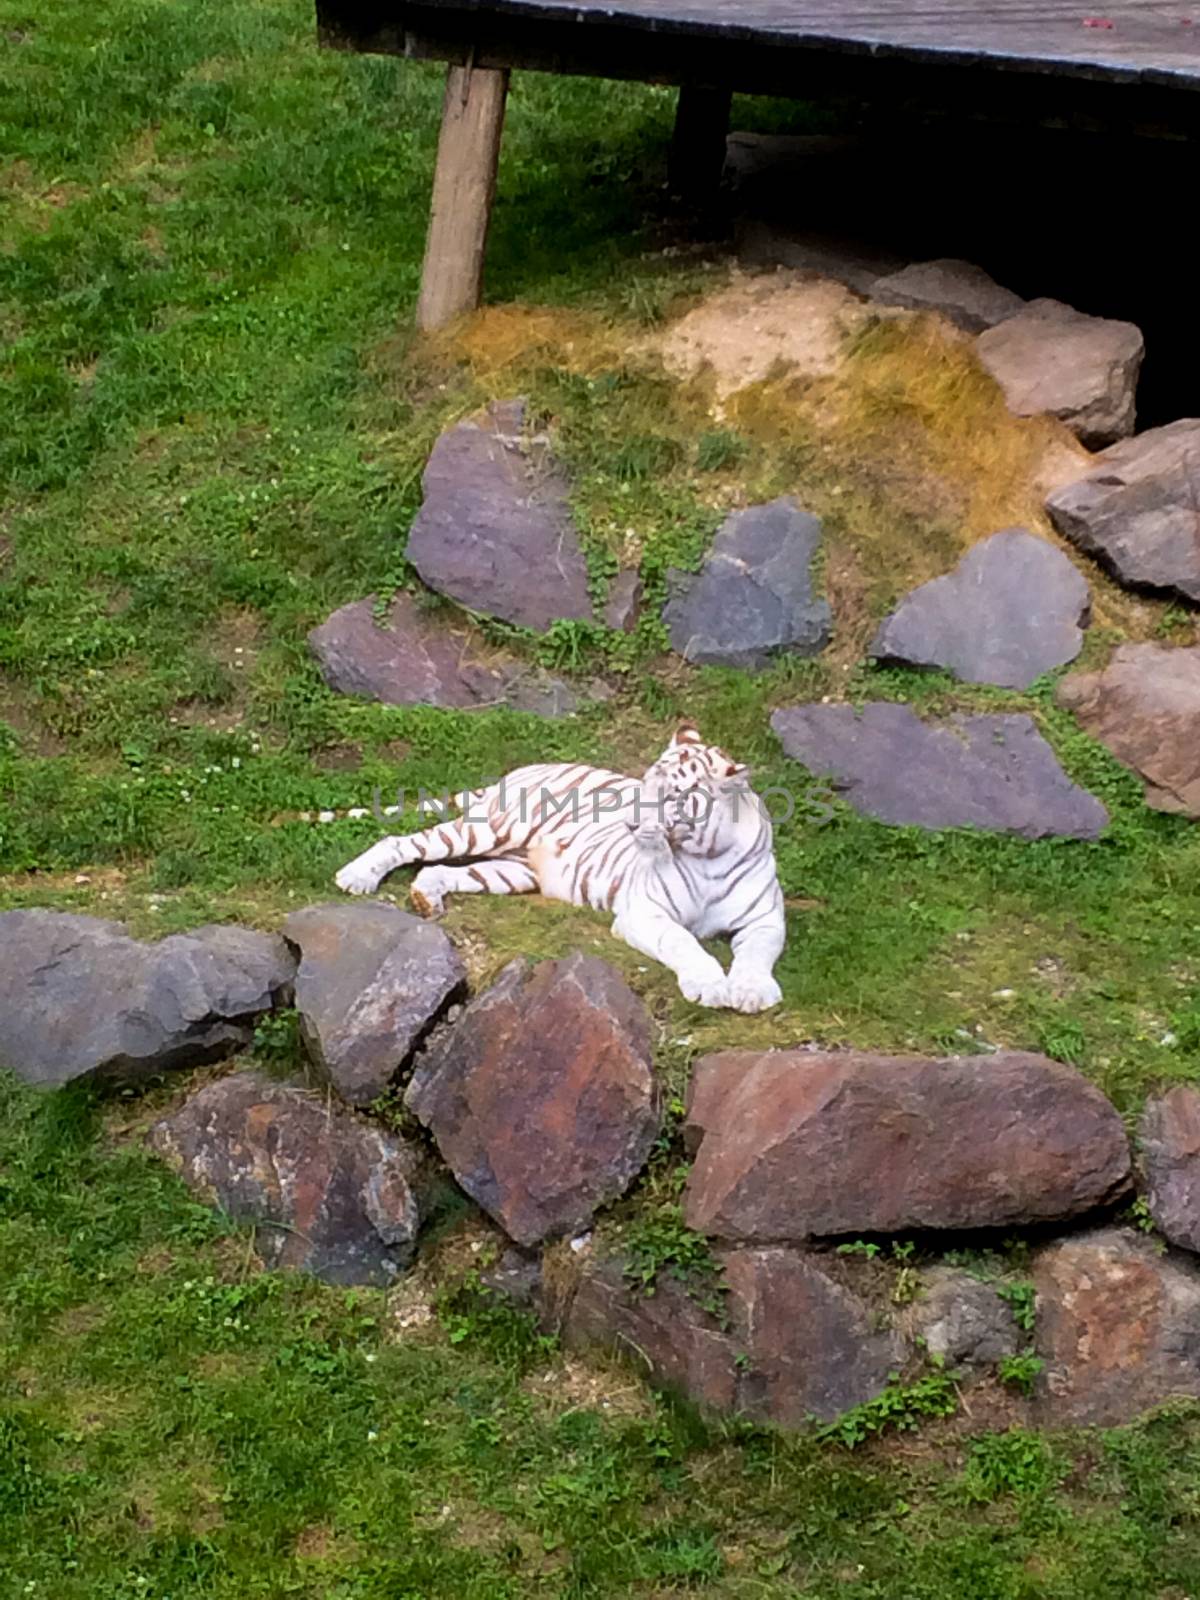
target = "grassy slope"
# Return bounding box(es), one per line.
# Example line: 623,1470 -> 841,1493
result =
3,0 -> 1200,1594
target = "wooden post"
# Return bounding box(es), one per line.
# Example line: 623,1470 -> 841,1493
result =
416,62 -> 509,332
669,84 -> 732,204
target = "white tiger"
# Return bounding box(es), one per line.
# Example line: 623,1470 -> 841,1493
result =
334,724 -> 785,1013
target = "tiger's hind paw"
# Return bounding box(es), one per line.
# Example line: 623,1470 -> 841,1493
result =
409,886 -> 444,919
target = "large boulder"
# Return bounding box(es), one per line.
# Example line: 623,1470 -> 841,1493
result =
1033,1229 -> 1200,1425
283,902 -> 465,1107
1044,419 -> 1200,605
404,399 -> 593,632
976,298 -> 1143,448
1057,642 -> 1200,818
683,1049 -> 1130,1241
0,912 -> 294,1090
308,591 -> 579,718
869,529 -> 1090,689
1141,1086 -> 1200,1253
406,954 -> 659,1246
770,702 -> 1108,839
871,258 -> 1024,333
150,1072 -> 422,1287
556,1245 -> 903,1424
662,497 -> 831,669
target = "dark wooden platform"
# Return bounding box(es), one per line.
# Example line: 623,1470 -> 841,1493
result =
321,0 -> 1200,102
317,0 -> 1200,326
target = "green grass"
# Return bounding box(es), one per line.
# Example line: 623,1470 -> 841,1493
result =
4,0 -> 1200,1593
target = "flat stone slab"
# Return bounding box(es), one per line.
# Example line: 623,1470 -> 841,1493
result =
0,912 -> 294,1090
1044,419 -> 1200,605
556,1245 -> 903,1425
770,702 -> 1108,838
683,1049 -> 1129,1241
976,298 -> 1144,448
405,399 -> 593,633
309,591 -> 579,718
283,902 -> 466,1107
870,528 -> 1090,689
663,497 -> 831,670
871,258 -> 1024,333
1141,1086 -> 1200,1253
150,1072 -> 423,1286
1033,1229 -> 1200,1425
1057,642 -> 1200,818
406,953 -> 659,1247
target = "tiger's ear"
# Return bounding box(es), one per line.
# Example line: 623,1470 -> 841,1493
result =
670,722 -> 703,748
723,759 -> 751,784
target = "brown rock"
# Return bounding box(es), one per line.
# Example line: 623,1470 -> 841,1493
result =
1142,1086 -> 1200,1252
721,1248 -> 904,1423
405,954 -> 659,1246
558,1256 -> 740,1413
150,1072 -> 423,1287
1057,643 -> 1200,819
283,902 -> 466,1106
1034,1229 -> 1200,1425
871,258 -> 1024,333
977,298 -> 1143,448
684,1050 -> 1130,1241
557,1246 -> 902,1424
1044,419 -> 1200,605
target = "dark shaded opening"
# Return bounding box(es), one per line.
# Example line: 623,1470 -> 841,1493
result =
726,119 -> 1197,432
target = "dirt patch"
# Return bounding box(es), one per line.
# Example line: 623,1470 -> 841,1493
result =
0,671 -> 67,756
652,270 -> 872,402
314,743 -> 362,773
523,1353 -> 657,1421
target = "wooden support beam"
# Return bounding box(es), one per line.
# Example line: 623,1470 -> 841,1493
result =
668,84 -> 732,204
416,63 -> 510,332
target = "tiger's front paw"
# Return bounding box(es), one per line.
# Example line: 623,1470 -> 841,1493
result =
679,970 -> 729,1009
725,973 -> 783,1014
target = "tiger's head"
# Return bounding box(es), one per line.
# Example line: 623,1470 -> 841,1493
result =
638,723 -> 751,848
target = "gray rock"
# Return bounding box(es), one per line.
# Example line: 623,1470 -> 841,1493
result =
405,399 -> 594,632
976,298 -> 1144,448
734,219 -> 905,296
663,497 -> 831,669
283,902 -> 465,1107
481,1246 -> 543,1308
1044,419 -> 1200,605
870,528 -> 1090,689
309,592 -> 579,718
770,702 -> 1108,839
904,1267 -> 1020,1366
603,569 -> 642,633
1142,1086 -> 1200,1253
684,1049 -> 1130,1241
150,1072 -> 422,1286
554,1245 -> 903,1425
1057,642 -> 1200,818
1034,1229 -> 1200,1425
871,258 -> 1024,333
406,954 -> 659,1247
0,912 -> 294,1090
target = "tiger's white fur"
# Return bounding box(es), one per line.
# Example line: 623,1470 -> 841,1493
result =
334,724 -> 785,1013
